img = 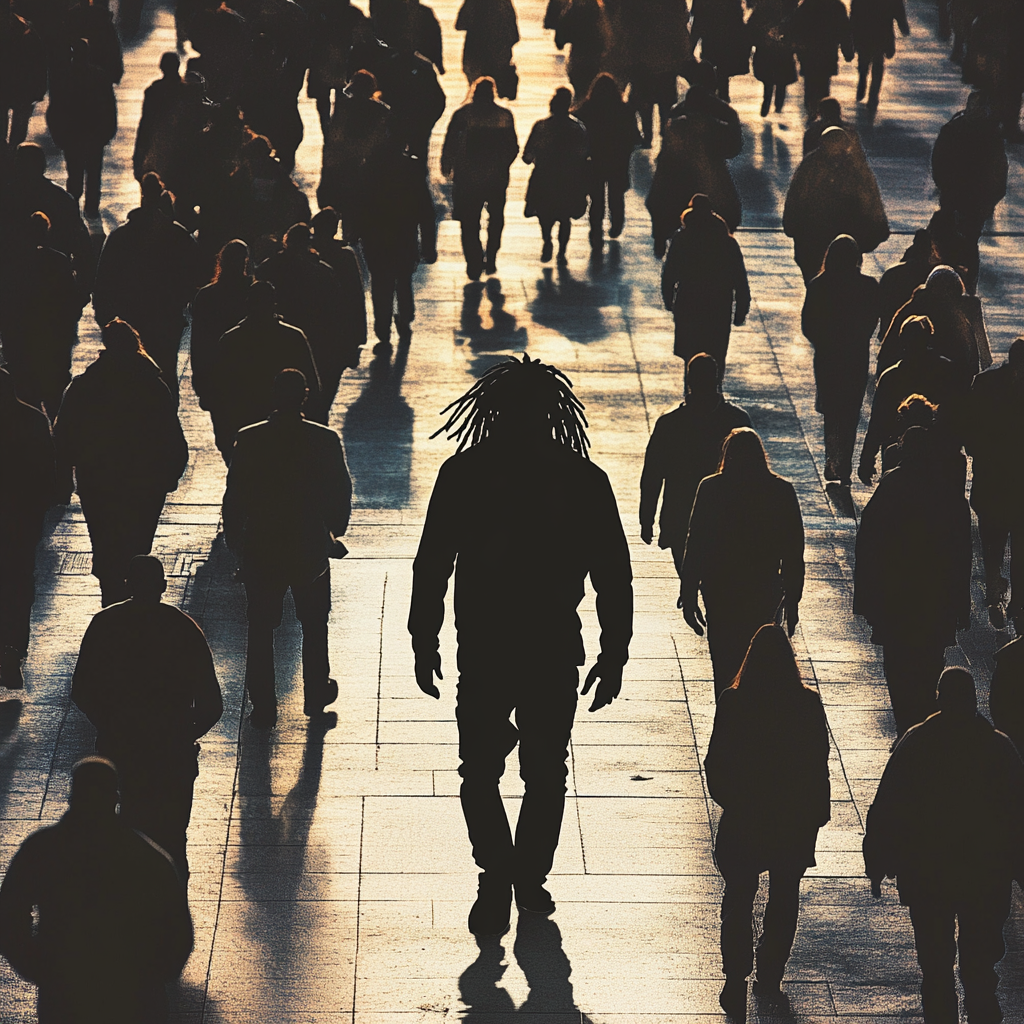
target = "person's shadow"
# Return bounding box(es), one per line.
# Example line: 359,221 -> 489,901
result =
457,279 -> 529,377
459,914 -> 596,1022
529,265 -> 610,346
343,342 -> 415,509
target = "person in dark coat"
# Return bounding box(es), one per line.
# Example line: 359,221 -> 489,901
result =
255,222 -> 361,421
680,427 -> 805,697
374,45 -> 446,161
354,151 -> 437,353
0,211 -> 87,422
53,320 -> 189,606
706,625 -> 830,1018
850,0 -> 909,109
222,369 -> 352,728
61,0 -> 124,87
640,352 -> 751,573
0,758 -> 194,1024
691,0 -> 751,100
306,0 -> 374,131
802,95 -> 864,157
71,556 -> 223,879
925,207 -> 978,295
782,0 -> 854,112
45,38 -> 118,215
878,229 -> 933,341
863,668 -> 1024,1024
555,0 -> 612,99
204,280 -> 320,459
309,207 -> 367,349
854,426 -> 972,736
456,0 -> 519,91
878,393 -> 966,495
1,4 -> 46,148
990,636 -> 1024,752
858,316 -> 964,486
372,0 -> 445,73
92,173 -> 203,400
523,88 -> 589,264
746,0 -> 799,115
188,239 -> 252,410
574,73 -> 640,251
661,194 -> 750,381
962,338 -> 1024,629
409,356 -> 633,936
441,77 -> 519,280
800,234 -> 880,486
0,368 -> 61,690
783,125 -> 889,282
931,92 -> 1008,242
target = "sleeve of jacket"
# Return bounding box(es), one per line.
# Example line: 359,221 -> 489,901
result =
71,615 -> 107,729
679,476 -> 712,608
0,837 -> 46,984
323,430 -> 353,538
503,115 -> 520,168
809,692 -> 832,825
588,468 -> 634,666
440,109 -> 462,177
863,741 -> 909,881
221,433 -> 252,555
704,693 -> 741,809
852,490 -> 883,623
894,0 -> 910,37
158,390 -> 189,492
639,417 -> 669,530
800,278 -> 825,345
418,175 -> 438,258
661,235 -> 682,310
731,238 -> 751,321
181,615 -> 223,740
779,480 -> 805,606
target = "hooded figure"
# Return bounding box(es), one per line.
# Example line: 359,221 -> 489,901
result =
800,234 -> 880,485
783,125 -> 889,282
877,229 -> 933,340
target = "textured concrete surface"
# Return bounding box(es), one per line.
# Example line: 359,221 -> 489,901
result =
1,0 -> 1022,1019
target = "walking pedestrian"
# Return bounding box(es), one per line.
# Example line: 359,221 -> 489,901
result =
782,0 -> 854,112
850,0 -> 909,110
747,0 -> 799,115
456,0 -> 519,94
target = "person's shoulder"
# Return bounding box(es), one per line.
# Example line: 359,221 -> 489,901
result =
235,419 -> 271,443
720,400 -> 752,426
654,404 -> 687,427
994,635 -> 1024,667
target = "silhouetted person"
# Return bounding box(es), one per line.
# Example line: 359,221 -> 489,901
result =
53,320 -> 188,606
223,369 -> 352,728
71,556 -> 222,878
62,0 -> 124,87
783,0 -> 854,112
375,43 -> 446,161
747,0 -> 799,115
0,758 -> 194,1023
991,636 -> 1024,752
963,337 -> 1024,629
372,0 -> 445,73
45,38 -> 117,215
879,393 -> 966,495
92,173 -> 203,399
661,193 -> 750,381
801,96 -> 862,156
706,625 -> 830,1019
679,428 -> 805,697
690,0 -> 750,101
205,280 -> 320,459
640,352 -> 751,573
864,668 -> 1024,1024
850,0 -> 908,109
574,73 -> 640,252
456,0 -> 519,92
441,77 -> 519,279
523,88 -> 589,264
554,0 -> 612,99
878,229 -> 933,340
1,3 -> 47,147
783,126 -> 889,282
801,234 -> 880,486
854,426 -> 972,736
0,368 -> 60,690
409,355 -> 633,934
0,211 -> 87,422
307,0 -> 374,131
309,207 -> 368,352
858,316 -> 963,486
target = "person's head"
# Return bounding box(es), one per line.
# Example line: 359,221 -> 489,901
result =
896,424 -> 933,467
101,318 -> 145,356
212,239 -> 250,283
27,210 -> 51,246
820,125 -> 852,156
1008,337 -> 1024,382
241,133 -> 274,168
925,265 -> 965,300
730,624 -> 804,698
899,314 -> 934,357
718,427 -> 769,476
283,222 -> 311,253
549,87 -> 573,116
582,72 -> 622,107
686,59 -> 717,92
346,68 -> 379,101
126,554 -> 167,601
13,142 -> 46,181
823,233 -> 861,274
140,170 -> 165,207
272,368 -> 308,413
69,757 -> 119,819
310,207 -> 340,240
685,352 -> 719,398
895,393 -> 937,432
433,354 -> 590,455
936,666 -> 976,719
160,51 -> 180,77
964,90 -> 992,119
471,76 -> 496,105
817,97 -> 841,124
905,228 -> 932,261
681,192 -> 716,228
246,278 -> 277,316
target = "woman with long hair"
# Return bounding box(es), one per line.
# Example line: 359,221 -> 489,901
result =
704,624 -> 830,1019
679,427 -> 805,696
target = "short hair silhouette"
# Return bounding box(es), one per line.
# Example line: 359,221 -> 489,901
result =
126,555 -> 167,598
471,77 -> 496,103
925,265 -> 965,298
896,424 -> 932,464
272,368 -> 308,412
686,352 -> 719,393
311,207 -> 340,235
818,97 -> 842,121
140,171 -> 165,203
432,354 -> 590,455
28,210 -> 51,244
347,69 -> 379,100
718,427 -> 769,475
102,319 -> 145,356
1007,337 -> 1024,366
69,757 -> 119,814
247,278 -> 277,313
936,667 -> 976,717
582,71 -> 621,105
14,142 -> 46,176
729,623 -> 803,697
283,223 -> 311,250
550,87 -> 573,115
213,239 -> 249,282
899,314 -> 934,349
160,52 -> 179,76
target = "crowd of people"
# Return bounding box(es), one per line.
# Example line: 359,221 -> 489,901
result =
1,0 -> 1023,1020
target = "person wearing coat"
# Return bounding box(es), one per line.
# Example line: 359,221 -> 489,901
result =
1,5 -> 47,147
523,88 -> 590,264
800,234 -> 880,486
45,38 -> 118,215
222,368 -> 352,728
782,0 -> 854,112
554,0 -> 612,99
877,229 -> 933,341
52,320 -> 189,606
690,0 -> 751,101
850,0 -> 909,109
574,73 -> 641,251
679,427 -> 805,697
854,426 -> 972,736
639,352 -> 751,573
374,45 -> 447,162
705,624 -> 830,1018
801,96 -> 862,156
746,0 -> 799,115
990,636 -> 1024,751
863,668 -> 1024,1024
456,0 -> 519,91
441,77 -> 519,280
783,126 -> 889,282
661,194 -> 750,381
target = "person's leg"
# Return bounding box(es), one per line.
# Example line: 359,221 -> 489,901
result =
717,69 -> 731,102
0,517 -> 44,687
608,185 -> 625,239
719,863 -> 760,983
868,54 -> 885,107
365,244 -> 397,345
908,899 -> 960,1024
1008,514 -> 1024,628
292,567 -> 336,714
395,268 -> 415,342
956,885 -> 1011,1024
775,83 -> 787,113
857,53 -> 870,101
460,195 -> 485,278
762,82 -> 774,117
540,217 -> 555,262
588,177 -> 606,245
706,603 -> 774,698
835,405 -> 860,485
755,864 -> 806,987
65,149 -> 85,202
484,189 -> 506,271
822,410 -> 841,481
243,578 -> 287,725
8,102 -> 32,147
84,145 -> 104,214
556,219 -> 571,262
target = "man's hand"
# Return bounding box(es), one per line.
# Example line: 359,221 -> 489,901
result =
422,248 -> 438,265
857,458 -> 876,487
678,598 -> 706,637
785,598 -> 799,638
640,524 -> 654,545
581,659 -> 622,712
870,878 -> 883,899
415,650 -> 442,698
733,311 -> 747,327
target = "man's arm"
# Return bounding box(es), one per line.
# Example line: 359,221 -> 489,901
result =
779,481 -> 805,636
324,431 -> 353,539
71,616 -> 110,728
221,434 -> 251,556
639,418 -> 669,543
731,239 -> 750,326
182,617 -> 223,739
0,839 -> 45,984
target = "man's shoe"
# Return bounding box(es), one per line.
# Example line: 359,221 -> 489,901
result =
468,874 -> 512,936
483,256 -> 497,275
0,648 -> 24,690
304,679 -> 339,716
719,977 -> 747,1021
514,881 -> 555,915
752,975 -> 782,1000
540,240 -> 553,263
249,704 -> 278,729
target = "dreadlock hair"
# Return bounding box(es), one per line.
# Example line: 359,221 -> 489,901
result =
432,354 -> 591,456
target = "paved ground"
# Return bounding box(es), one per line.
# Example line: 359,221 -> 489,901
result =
2,0 -> 1023,1019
